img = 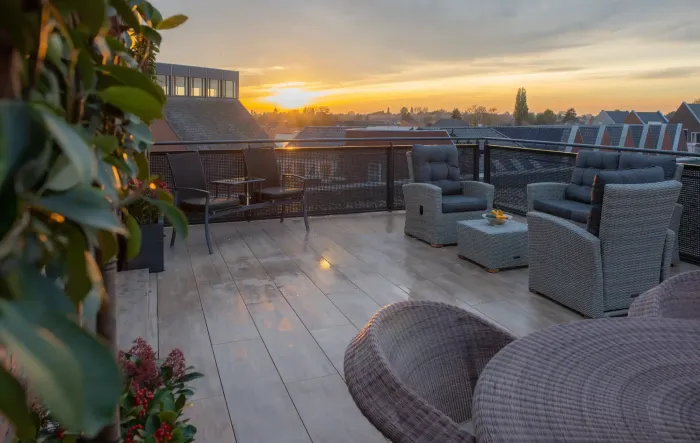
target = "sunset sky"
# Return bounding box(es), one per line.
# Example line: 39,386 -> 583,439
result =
152,0 -> 700,114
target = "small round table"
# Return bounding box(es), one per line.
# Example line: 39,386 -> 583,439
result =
473,318 -> 700,442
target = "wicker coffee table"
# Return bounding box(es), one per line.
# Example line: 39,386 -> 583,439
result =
457,219 -> 527,272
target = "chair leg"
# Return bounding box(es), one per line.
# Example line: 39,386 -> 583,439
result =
204,210 -> 213,255
170,226 -> 176,247
302,195 -> 310,231
280,202 -> 285,223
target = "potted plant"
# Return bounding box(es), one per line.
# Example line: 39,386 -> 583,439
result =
120,179 -> 170,273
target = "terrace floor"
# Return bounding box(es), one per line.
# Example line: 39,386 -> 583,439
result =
116,211 -> 698,443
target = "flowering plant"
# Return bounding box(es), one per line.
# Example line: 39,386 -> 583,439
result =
118,339 -> 202,443
18,339 -> 201,443
126,179 -> 170,225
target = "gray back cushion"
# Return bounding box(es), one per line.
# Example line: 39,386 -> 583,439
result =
566,151 -> 621,203
586,166 -> 665,236
411,144 -> 462,195
619,152 -> 677,180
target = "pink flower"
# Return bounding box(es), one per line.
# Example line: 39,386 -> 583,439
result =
163,348 -> 186,379
120,338 -> 162,390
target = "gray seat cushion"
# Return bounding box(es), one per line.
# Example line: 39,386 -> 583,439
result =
587,166 -> 665,236
260,187 -> 304,199
442,195 -> 487,213
533,199 -> 591,224
566,151 -> 620,203
180,196 -> 240,212
618,152 -> 677,180
412,144 -> 462,196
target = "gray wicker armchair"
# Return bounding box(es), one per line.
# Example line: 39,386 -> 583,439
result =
527,151 -> 684,264
403,145 -> 494,247
528,178 -> 682,318
629,270 -> 700,319
344,301 -> 516,443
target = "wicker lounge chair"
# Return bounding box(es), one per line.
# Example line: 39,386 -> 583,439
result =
629,270 -> 700,319
345,300 -> 515,443
403,145 -> 494,246
528,170 -> 682,318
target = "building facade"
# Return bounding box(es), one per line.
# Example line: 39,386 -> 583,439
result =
155,62 -> 239,99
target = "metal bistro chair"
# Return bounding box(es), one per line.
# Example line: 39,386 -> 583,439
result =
167,152 -> 242,254
243,147 -> 310,231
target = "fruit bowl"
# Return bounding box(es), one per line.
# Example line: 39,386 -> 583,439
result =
483,211 -> 512,226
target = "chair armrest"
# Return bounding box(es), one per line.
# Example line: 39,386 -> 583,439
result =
402,183 -> 442,214
172,187 -> 210,205
629,270 -> 700,319
462,181 -> 494,210
528,211 -> 604,316
174,187 -> 210,195
661,229 -> 675,282
527,182 -> 567,212
282,173 -> 307,190
282,173 -> 307,181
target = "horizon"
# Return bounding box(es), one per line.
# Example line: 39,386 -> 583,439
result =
151,0 -> 700,115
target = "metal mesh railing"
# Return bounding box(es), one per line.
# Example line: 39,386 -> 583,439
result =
679,164 -> 700,264
486,145 -> 576,214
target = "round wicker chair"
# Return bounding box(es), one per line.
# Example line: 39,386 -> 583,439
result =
344,300 -> 516,443
629,270 -> 700,319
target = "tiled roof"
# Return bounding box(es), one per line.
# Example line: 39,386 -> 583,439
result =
446,127 -> 522,147
686,103 -> 700,123
666,124 -> 681,151
578,125 -> 601,145
634,111 -> 667,124
432,119 -> 471,128
490,126 -> 570,151
604,111 -> 630,124
163,97 -> 270,149
628,125 -> 645,148
287,126 -> 350,147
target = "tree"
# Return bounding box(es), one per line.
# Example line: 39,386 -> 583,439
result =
387,107 -> 391,114
400,106 -> 409,117
536,109 -> 557,125
0,1 -> 188,440
451,108 -> 462,120
692,98 -> 700,105
513,87 -> 529,125
562,108 -> 579,124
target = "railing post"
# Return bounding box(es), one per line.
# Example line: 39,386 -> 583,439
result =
483,140 -> 491,184
472,140 -> 481,181
387,143 -> 394,211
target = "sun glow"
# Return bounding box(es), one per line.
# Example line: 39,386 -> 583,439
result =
264,85 -> 322,109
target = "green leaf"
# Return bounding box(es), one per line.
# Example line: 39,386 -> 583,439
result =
177,388 -> 195,398
97,230 -> 118,264
126,121 -> 153,151
91,135 -> 119,155
76,47 -> 96,90
98,86 -> 163,123
141,26 -> 162,46
178,372 -> 204,383
100,65 -> 165,104
109,0 -> 141,31
145,198 -> 188,240
46,155 -> 80,191
155,188 -> 174,204
12,266 -> 73,315
0,366 -> 36,439
159,410 -> 177,426
35,106 -> 95,185
54,0 -> 107,34
156,14 -> 188,30
175,394 -> 185,411
170,427 -> 184,443
134,152 -> 149,180
124,211 -> 142,260
0,300 -> 84,431
0,102 -> 45,192
96,161 -> 119,203
37,186 -> 125,234
64,226 -> 91,305
144,412 -> 159,434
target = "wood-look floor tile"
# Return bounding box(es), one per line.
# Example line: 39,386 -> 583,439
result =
327,290 -> 382,329
310,324 -> 358,377
184,396 -> 236,443
199,281 -> 259,344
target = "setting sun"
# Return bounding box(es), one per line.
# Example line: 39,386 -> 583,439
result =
264,86 -> 321,109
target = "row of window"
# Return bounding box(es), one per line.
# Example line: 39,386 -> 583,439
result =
156,75 -> 237,98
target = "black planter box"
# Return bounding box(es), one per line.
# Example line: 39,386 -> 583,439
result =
123,223 -> 165,273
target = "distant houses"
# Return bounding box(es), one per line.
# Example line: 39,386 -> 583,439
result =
669,102 -> 700,152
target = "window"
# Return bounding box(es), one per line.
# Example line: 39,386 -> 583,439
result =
156,75 -> 168,95
224,80 -> 234,98
208,79 -> 220,97
191,78 -> 203,96
691,132 -> 700,144
174,76 -> 186,96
